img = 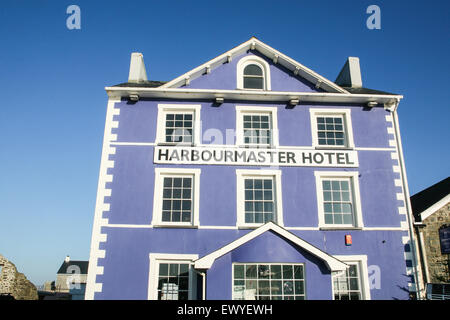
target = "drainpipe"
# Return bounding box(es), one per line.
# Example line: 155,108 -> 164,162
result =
415,224 -> 430,284
196,270 -> 206,300
390,103 -> 423,299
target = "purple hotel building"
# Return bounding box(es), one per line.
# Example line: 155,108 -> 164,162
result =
86,38 -> 423,300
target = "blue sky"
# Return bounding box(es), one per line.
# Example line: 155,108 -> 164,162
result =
0,0 -> 448,286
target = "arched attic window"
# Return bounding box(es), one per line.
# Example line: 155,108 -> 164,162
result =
243,64 -> 264,89
237,56 -> 271,90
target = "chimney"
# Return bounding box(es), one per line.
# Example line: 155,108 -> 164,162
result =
335,57 -> 362,88
128,52 -> 148,83
65,255 -> 70,263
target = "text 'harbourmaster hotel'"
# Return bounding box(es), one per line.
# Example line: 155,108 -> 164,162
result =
86,37 -> 424,300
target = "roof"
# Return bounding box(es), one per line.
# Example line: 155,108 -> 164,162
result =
57,260 -> 89,275
194,221 -> 348,271
411,177 -> 450,222
342,87 -> 398,96
113,80 -> 166,88
106,37 -> 403,107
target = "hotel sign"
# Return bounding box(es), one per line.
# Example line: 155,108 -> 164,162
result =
154,146 -> 358,167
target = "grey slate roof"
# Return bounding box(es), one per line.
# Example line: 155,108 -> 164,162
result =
411,177 -> 450,222
111,81 -> 397,96
57,261 -> 89,275
341,87 -> 398,96
112,80 -> 167,88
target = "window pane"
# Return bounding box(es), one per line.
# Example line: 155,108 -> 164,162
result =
271,281 -> 282,295
159,263 -> 168,276
324,214 -> 333,224
234,265 -> 244,279
246,265 -> 257,279
162,211 -> 170,221
259,281 -> 270,295
271,265 -> 282,279
181,212 -> 191,222
283,281 -> 294,294
244,77 -> 264,89
343,214 -> 353,225
244,64 -> 263,76
294,265 -> 304,279
283,265 -> 293,279
294,281 -> 304,294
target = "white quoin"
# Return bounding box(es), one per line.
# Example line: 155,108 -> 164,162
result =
128,52 -> 148,83
335,57 -> 363,88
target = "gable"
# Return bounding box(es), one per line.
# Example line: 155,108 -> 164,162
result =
411,177 -> 450,221
230,230 -> 329,273
194,222 -> 347,271
161,37 -> 348,93
181,50 -> 325,92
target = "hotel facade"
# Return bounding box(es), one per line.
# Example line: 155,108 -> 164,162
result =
86,38 -> 422,300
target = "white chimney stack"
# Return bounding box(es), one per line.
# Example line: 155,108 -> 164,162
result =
335,57 -> 362,88
65,255 -> 70,263
128,52 -> 148,83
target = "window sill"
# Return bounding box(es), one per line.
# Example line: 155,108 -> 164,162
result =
237,224 -> 283,230
153,224 -> 199,229
319,227 -> 363,231
236,145 -> 278,149
314,146 -> 354,151
156,142 -> 196,147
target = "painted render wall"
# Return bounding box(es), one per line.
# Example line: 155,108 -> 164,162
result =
91,96 -> 412,300
94,227 -> 410,299
107,99 -> 400,227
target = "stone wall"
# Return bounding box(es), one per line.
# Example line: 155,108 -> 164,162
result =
0,254 -> 38,300
421,202 -> 450,283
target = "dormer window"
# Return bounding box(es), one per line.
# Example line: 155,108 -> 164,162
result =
237,56 -> 271,90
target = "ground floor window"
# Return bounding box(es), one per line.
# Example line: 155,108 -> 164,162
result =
232,263 -> 305,300
332,262 -> 363,300
148,253 -> 198,300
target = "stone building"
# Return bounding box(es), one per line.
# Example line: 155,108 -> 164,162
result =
0,254 -> 38,300
412,177 -> 450,297
55,256 -> 88,300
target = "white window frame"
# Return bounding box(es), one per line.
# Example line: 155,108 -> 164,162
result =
310,108 -> 355,149
236,55 -> 271,91
331,255 -> 371,300
156,104 -> 202,146
152,168 -> 201,227
236,169 -> 283,228
235,106 -> 279,148
314,171 -> 363,229
148,253 -> 199,300
232,262 -> 306,300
